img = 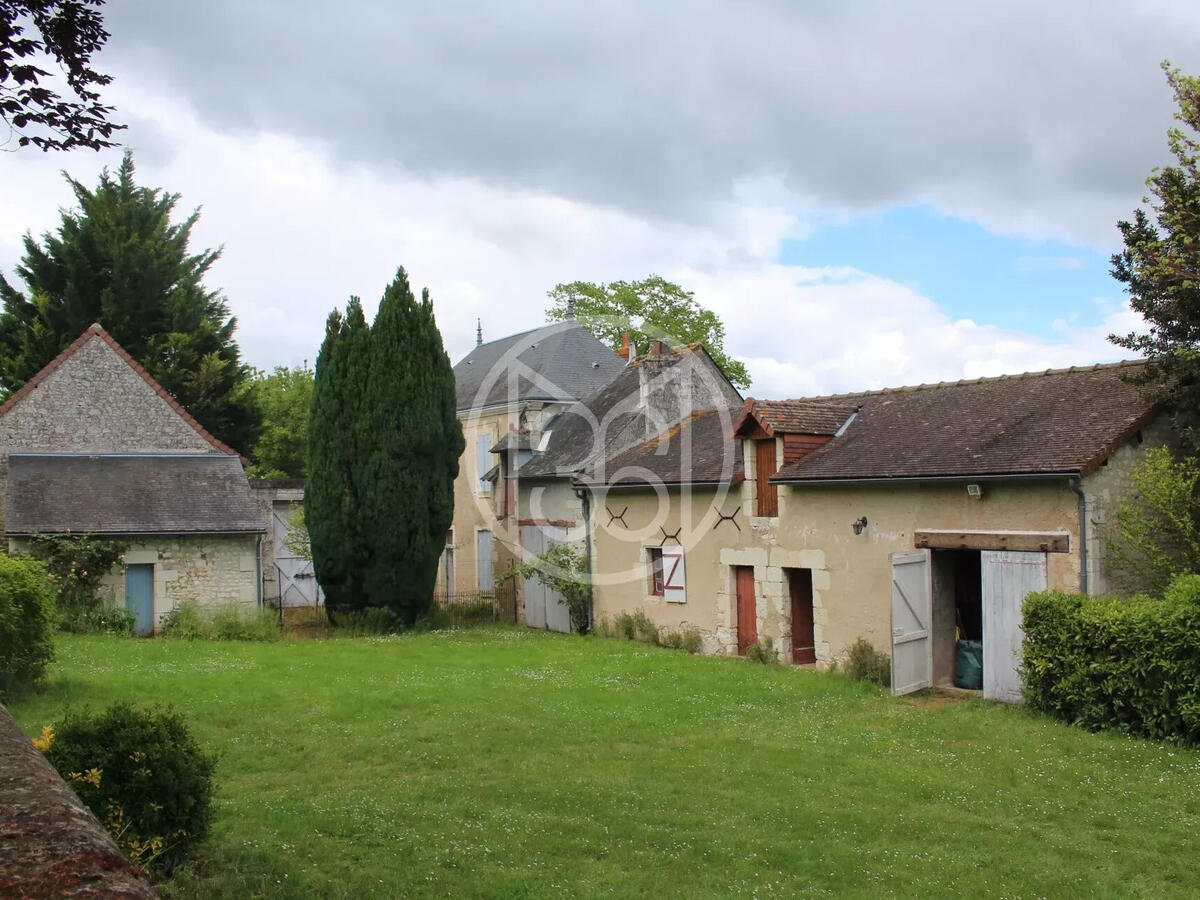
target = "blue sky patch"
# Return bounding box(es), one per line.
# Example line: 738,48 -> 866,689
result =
778,206 -> 1126,337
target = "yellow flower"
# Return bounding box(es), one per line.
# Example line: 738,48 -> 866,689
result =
31,724 -> 54,752
84,768 -> 102,787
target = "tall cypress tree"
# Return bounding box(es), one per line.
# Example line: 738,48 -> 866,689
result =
359,268 -> 463,623
0,151 -> 259,452
306,299 -> 370,613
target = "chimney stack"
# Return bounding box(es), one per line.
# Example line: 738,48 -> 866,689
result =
618,331 -> 631,362
650,339 -> 665,358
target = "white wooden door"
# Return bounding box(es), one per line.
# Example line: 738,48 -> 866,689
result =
890,549 -> 933,695
476,530 -> 493,591
518,524 -> 570,632
273,504 -> 322,608
520,525 -> 548,629
981,550 -> 1045,703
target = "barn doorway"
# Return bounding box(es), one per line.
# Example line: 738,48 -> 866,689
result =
786,568 -> 815,664
735,566 -> 757,655
925,549 -> 1047,700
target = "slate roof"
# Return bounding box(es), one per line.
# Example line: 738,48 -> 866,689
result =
517,344 -> 742,480
772,361 -> 1161,482
5,453 -> 267,535
734,398 -> 858,436
578,407 -> 744,487
0,324 -> 243,459
453,322 -> 625,412
490,432 -> 534,453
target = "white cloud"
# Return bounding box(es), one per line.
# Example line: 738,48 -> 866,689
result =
0,84 -> 1146,403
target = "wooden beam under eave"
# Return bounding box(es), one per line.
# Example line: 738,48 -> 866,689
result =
914,530 -> 1071,554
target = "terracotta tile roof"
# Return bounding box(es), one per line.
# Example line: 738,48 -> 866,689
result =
579,407 -> 744,487
6,452 -> 266,535
772,361 -> 1161,482
0,324 -> 243,460
734,398 -> 857,436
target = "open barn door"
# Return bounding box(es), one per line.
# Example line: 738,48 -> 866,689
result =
890,549 -> 932,695
981,550 -> 1046,703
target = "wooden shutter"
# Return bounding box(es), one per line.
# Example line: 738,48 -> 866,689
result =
890,549 -> 932,695
662,547 -> 686,603
476,434 -> 492,492
981,550 -> 1046,703
756,439 -> 778,516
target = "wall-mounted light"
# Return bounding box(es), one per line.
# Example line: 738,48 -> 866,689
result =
852,516 -> 868,535
967,483 -> 983,500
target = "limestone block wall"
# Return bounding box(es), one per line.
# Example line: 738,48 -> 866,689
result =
0,335 -> 218,534
107,535 -> 260,629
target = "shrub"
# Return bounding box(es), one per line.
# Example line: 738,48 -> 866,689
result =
681,627 -> 703,654
842,638 -> 891,687
59,598 -> 135,635
744,637 -> 778,665
40,703 -> 216,876
1021,579 -> 1200,745
26,533 -> 127,622
0,554 -> 57,697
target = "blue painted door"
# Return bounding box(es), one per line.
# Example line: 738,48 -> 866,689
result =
125,564 -> 155,636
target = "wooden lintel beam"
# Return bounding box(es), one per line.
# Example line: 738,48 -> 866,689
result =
914,530 -> 1070,554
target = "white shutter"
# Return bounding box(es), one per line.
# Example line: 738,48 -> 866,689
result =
981,550 -> 1046,703
890,549 -> 932,695
477,434 -> 491,492
662,547 -> 686,603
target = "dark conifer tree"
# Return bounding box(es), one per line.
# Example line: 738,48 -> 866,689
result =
358,268 -> 463,622
306,299 -> 370,613
0,152 -> 259,451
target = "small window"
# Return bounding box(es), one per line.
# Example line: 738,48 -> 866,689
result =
647,546 -> 687,602
647,548 -> 665,595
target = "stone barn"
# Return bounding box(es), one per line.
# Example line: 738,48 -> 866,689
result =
0,324 -> 265,634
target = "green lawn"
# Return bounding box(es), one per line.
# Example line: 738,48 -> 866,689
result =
9,629 -> 1200,898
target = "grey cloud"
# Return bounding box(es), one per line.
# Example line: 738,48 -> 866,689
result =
92,1 -> 1200,244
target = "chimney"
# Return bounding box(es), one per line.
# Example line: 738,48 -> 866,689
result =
618,331 -> 631,362
650,339 -> 665,358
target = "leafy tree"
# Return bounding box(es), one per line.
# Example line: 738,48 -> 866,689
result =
306,299 -> 370,613
1,0 -> 124,151
547,275 -> 751,389
1111,63 -> 1200,450
249,365 -> 314,478
0,152 -> 260,453
1107,446 -> 1200,596
357,268 -> 463,624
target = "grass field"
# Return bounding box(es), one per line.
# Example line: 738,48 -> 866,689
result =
9,629 -> 1200,898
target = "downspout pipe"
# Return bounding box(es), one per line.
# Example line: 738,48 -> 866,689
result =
1068,476 -> 1088,595
573,484 -> 594,633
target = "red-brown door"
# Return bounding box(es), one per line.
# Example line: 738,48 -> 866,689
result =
735,566 -> 757,655
789,568 -> 816,664
755,439 -> 778,516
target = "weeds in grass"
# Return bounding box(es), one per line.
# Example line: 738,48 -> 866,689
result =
744,637 -> 778,664
841,638 -> 891,687
613,612 -> 638,641
681,627 -> 703,654
161,601 -> 280,642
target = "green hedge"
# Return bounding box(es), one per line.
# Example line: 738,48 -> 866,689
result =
1021,575 -> 1200,745
0,554 -> 57,698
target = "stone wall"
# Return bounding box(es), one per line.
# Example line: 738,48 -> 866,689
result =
0,705 -> 157,899
8,534 -> 262,632
0,334 -> 218,535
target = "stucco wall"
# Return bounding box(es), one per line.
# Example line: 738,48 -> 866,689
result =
0,337 -> 216,534
450,406 -> 519,596
591,476 -> 1083,664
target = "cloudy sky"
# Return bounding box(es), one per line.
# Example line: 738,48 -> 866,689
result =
3,1 -> 1199,398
